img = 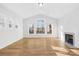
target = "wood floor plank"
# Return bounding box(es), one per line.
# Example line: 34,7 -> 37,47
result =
0,37 -> 79,56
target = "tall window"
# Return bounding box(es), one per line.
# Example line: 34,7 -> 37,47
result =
29,25 -> 34,34
47,24 -> 52,34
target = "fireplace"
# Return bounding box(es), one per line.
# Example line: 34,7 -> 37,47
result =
65,33 -> 74,45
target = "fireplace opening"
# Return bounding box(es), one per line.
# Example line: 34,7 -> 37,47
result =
65,33 -> 74,45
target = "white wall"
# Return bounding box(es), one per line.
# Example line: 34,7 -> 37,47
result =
59,8 -> 79,48
0,5 -> 23,49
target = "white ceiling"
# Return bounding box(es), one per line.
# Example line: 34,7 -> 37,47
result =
1,3 -> 79,19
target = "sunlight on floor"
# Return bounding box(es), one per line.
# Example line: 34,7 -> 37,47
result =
70,49 -> 79,55
51,46 -> 69,53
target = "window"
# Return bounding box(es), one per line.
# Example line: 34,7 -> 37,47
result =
47,24 -> 52,34
29,19 -> 54,35
36,19 -> 45,34
29,25 -> 34,34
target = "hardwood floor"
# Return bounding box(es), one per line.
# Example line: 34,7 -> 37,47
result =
0,37 -> 79,56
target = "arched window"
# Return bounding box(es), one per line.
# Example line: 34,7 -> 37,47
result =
36,19 -> 45,34
29,19 -> 54,34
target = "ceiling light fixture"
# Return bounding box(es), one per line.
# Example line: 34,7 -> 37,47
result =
38,3 -> 43,7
